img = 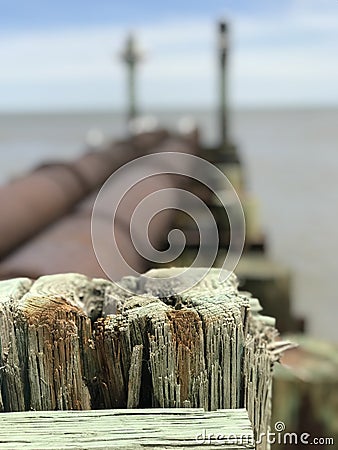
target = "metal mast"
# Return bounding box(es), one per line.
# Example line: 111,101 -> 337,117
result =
219,21 -> 228,146
120,33 -> 143,121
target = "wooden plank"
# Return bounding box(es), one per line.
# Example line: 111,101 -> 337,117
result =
0,408 -> 254,449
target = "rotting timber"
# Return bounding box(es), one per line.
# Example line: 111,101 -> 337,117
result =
0,268 -> 290,450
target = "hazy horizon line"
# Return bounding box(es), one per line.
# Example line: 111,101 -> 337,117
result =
1,104 -> 338,115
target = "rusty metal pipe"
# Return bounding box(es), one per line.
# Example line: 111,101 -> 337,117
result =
0,131 -> 170,259
0,135 -> 197,280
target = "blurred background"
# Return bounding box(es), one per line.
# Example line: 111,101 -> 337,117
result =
1,0 -> 338,446
1,0 -> 337,341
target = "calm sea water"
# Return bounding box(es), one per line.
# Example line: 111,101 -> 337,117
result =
0,108 -> 337,342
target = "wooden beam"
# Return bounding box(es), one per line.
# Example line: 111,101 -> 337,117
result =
0,408 -> 254,449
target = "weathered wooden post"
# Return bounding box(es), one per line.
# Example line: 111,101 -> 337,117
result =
0,269 -> 286,449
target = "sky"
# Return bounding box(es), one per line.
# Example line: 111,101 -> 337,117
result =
1,0 -> 338,111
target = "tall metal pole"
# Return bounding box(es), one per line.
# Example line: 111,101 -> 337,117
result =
120,34 -> 143,122
219,21 -> 228,146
